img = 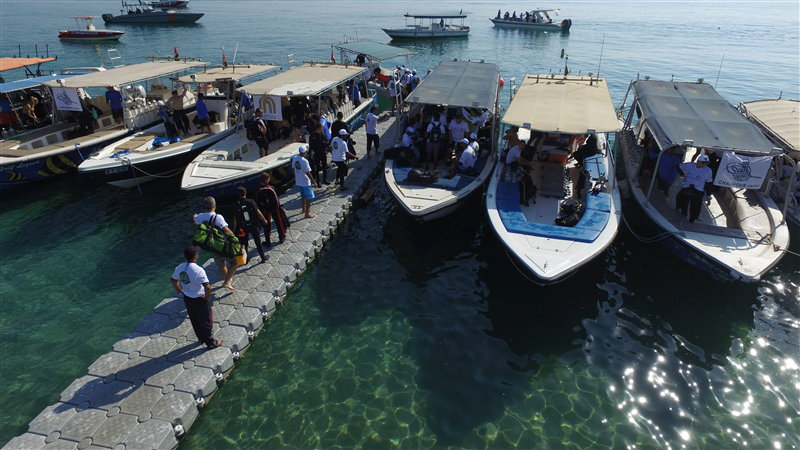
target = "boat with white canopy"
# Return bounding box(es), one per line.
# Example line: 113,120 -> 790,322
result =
490,8 -> 571,31
382,13 -> 470,39
385,60 -> 500,221
58,16 -> 124,42
618,79 -> 789,282
181,63 -> 374,198
0,60 -> 204,189
739,98 -> 800,230
78,64 -> 279,188
331,41 -> 415,109
486,74 -> 620,282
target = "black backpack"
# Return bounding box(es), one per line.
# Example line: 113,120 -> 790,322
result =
237,199 -> 259,227
256,185 -> 277,212
428,122 -> 442,143
245,119 -> 263,141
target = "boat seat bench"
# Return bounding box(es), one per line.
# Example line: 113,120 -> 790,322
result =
496,181 -> 610,242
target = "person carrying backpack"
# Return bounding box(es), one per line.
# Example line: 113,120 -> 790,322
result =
252,108 -> 270,158
255,172 -> 288,245
425,116 -> 445,170
232,186 -> 269,264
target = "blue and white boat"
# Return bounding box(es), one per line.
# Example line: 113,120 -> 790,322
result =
618,79 -> 789,282
486,74 -> 621,282
0,60 -> 205,189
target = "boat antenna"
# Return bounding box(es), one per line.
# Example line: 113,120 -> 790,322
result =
714,54 -> 725,88
596,34 -> 605,80
232,42 -> 239,69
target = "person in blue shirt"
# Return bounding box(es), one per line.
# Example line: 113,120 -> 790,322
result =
347,80 -> 361,107
319,114 -> 331,142
656,146 -> 683,195
195,93 -> 212,134
105,86 -> 124,124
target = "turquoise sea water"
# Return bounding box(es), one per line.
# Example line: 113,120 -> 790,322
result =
1,0 -> 799,448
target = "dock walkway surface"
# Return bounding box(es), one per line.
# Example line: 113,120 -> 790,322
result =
5,117 -> 400,449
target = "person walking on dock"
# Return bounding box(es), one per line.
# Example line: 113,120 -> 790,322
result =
365,106 -> 380,158
171,245 -> 223,349
193,196 -> 238,290
293,145 -> 318,219
256,172 -> 288,244
233,186 -> 269,264
331,129 -> 357,190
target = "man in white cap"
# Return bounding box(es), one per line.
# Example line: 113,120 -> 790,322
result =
676,153 -> 713,223
292,145 -> 318,218
402,126 -> 416,149
447,138 -> 477,178
468,132 -> 480,153
331,129 -> 357,190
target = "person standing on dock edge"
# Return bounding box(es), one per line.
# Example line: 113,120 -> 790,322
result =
331,129 -> 357,190
233,186 -> 269,264
193,196 -> 238,290
293,145 -> 318,219
171,246 -> 222,349
365,106 -> 380,158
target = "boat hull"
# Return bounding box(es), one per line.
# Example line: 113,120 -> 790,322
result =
382,28 -> 470,39
490,18 -> 571,31
58,30 -> 123,42
0,141 -> 102,190
101,12 -> 203,24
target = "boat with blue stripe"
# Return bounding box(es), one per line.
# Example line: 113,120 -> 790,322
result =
486,74 -> 621,283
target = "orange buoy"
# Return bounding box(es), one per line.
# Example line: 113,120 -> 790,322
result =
499,77 -> 505,87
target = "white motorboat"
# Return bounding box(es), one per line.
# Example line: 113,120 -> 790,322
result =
331,40 -> 416,109
181,63 -> 375,198
490,8 -> 571,31
486,74 -> 621,282
58,16 -> 124,42
1,60 -> 204,189
78,64 -> 279,188
382,13 -> 470,39
385,60 -> 500,221
739,99 -> 800,230
618,79 -> 789,282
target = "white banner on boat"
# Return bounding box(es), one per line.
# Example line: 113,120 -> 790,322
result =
713,151 -> 772,189
252,95 -> 282,121
51,87 -> 83,112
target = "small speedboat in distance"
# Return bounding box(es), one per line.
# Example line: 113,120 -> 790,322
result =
382,13 -> 470,39
739,98 -> 800,230
385,60 -> 501,221
102,2 -> 203,24
490,8 -> 571,31
58,16 -> 124,42
618,78 -> 789,282
486,74 -> 620,282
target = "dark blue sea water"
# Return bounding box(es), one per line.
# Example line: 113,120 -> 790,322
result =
1,1 -> 799,448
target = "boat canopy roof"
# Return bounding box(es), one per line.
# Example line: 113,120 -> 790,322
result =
634,80 -> 776,155
0,57 -> 56,73
502,74 -> 618,134
44,60 -> 206,88
407,60 -> 499,111
332,41 -> 415,61
740,99 -> 799,152
177,64 -> 280,83
404,13 -> 467,19
0,74 -> 77,94
237,64 -> 367,97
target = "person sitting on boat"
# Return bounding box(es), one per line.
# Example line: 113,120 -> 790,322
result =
21,96 -> 39,128
372,68 -> 390,87
446,138 -> 478,179
676,153 -> 713,223
468,132 -> 480,154
503,11 -> 510,19
573,134 -> 599,166
448,115 -> 470,146
504,134 -> 535,206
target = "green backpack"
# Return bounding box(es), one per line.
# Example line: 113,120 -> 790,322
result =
192,214 -> 242,258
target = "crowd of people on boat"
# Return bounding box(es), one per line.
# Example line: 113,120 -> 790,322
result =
370,64 -> 425,115
495,10 -> 552,23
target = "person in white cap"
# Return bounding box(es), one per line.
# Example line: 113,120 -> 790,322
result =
331,129 -> 357,190
447,137 -> 478,178
402,126 -> 416,149
468,132 -> 480,153
676,153 -> 713,223
292,145 -> 318,218
388,75 -> 398,115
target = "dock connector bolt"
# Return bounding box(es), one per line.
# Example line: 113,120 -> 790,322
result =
174,424 -> 185,436
196,397 -> 206,408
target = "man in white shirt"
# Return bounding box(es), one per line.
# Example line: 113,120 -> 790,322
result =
171,246 -> 222,349
365,106 -> 380,157
331,129 -> 357,190
468,132 -> 480,154
293,145 -> 318,218
388,76 -> 398,115
446,138 -> 478,178
676,153 -> 713,223
448,115 -> 470,143
193,196 -> 238,291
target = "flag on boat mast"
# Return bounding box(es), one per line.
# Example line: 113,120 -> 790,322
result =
173,45 -> 178,59
564,56 -> 569,76
222,46 -> 227,68
331,48 -> 335,64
